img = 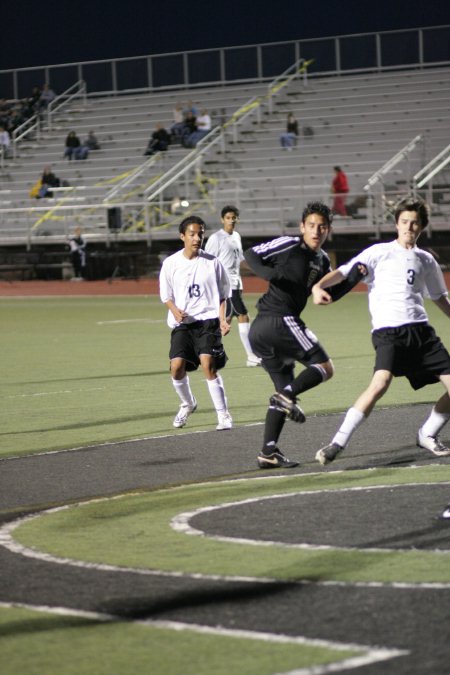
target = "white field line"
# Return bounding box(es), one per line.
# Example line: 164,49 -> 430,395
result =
6,386 -> 107,399
171,481 -> 450,555
0,600 -> 408,674
1,479 -> 450,589
96,318 -> 164,325
0,423 -> 264,462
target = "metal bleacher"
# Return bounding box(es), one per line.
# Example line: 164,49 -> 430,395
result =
0,61 -> 449,244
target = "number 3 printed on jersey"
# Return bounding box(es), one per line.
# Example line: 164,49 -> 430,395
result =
407,269 -> 415,285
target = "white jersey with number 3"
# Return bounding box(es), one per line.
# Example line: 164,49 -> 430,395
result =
339,240 -> 448,330
159,249 -> 231,328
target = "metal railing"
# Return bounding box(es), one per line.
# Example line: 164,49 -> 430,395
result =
414,144 -> 450,188
47,80 -> 87,131
1,25 -> 449,99
12,115 -> 41,159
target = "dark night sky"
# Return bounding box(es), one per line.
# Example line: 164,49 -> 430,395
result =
1,0 -> 449,70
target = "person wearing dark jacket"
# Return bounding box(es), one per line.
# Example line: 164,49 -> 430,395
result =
144,123 -> 171,155
38,166 -> 60,198
244,201 -> 365,469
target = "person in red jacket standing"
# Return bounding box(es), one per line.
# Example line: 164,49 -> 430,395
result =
331,166 -> 349,216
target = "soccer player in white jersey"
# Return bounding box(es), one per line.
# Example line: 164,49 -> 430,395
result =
311,196 -> 450,464
159,215 -> 233,430
205,205 -> 262,367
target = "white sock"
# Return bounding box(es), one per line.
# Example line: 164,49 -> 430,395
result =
172,376 -> 195,406
332,407 -> 366,448
207,374 -> 228,413
419,407 -> 450,438
238,322 -> 255,358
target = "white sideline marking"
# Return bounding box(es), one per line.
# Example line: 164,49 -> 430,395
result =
7,386 -> 106,399
0,600 -> 407,674
96,318 -> 164,325
172,481 -> 450,554
0,423 -> 264,462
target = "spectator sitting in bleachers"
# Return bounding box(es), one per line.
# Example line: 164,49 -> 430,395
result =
29,166 -> 61,199
84,130 -> 101,150
184,108 -> 212,148
183,100 -> 199,117
181,111 -> 197,148
144,123 -> 171,156
280,112 -> 299,150
170,102 -> 185,141
64,131 -> 89,160
39,83 -> 56,110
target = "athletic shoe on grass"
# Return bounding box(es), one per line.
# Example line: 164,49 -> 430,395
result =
173,398 -> 197,428
216,411 -> 233,430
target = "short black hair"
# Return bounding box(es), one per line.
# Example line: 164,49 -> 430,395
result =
301,201 -> 333,227
178,215 -> 206,234
221,205 -> 239,219
394,196 -> 429,229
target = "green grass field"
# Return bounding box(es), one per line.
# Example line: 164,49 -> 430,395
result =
2,292 -> 449,675
0,293 -> 444,458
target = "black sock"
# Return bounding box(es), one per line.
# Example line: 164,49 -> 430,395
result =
262,407 -> 286,452
288,366 -> 323,397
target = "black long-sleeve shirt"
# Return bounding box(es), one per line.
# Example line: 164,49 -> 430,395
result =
244,236 -> 331,318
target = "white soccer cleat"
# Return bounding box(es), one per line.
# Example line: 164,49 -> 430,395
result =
441,504 -> 450,519
216,410 -> 233,430
173,398 -> 197,428
416,430 -> 450,457
246,354 -> 262,367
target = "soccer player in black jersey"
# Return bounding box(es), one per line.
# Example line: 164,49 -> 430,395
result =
244,202 -> 364,469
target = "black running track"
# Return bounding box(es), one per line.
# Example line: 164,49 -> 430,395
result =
1,404 -> 450,675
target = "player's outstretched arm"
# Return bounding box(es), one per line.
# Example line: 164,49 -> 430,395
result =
328,263 -> 367,302
312,269 -> 345,305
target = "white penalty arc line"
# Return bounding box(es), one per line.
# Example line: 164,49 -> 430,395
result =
0,600 -> 407,674
171,480 -> 450,555
1,479 -> 450,590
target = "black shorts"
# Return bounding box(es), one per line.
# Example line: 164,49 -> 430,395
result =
226,289 -> 248,318
372,323 -> 450,390
249,313 -> 329,388
169,319 -> 228,372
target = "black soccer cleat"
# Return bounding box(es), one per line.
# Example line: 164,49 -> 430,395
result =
315,442 -> 343,466
269,392 -> 306,423
257,449 -> 300,469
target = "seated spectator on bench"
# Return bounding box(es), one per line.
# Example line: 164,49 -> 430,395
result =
84,130 -> 101,150
40,166 -> 61,198
280,112 -> 298,150
181,111 -> 197,148
170,102 -> 185,141
30,166 -> 61,199
39,83 -> 56,111
64,130 -> 89,160
144,123 -> 171,156
184,108 -> 212,147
